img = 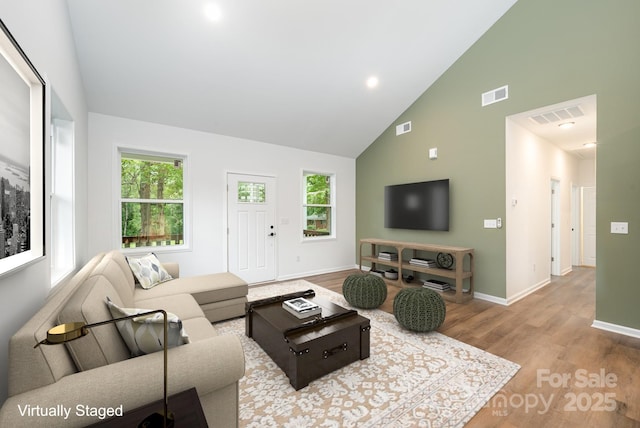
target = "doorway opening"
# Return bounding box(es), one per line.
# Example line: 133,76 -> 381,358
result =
505,94 -> 596,302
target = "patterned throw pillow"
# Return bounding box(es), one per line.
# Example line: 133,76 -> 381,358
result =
126,253 -> 173,289
106,298 -> 189,357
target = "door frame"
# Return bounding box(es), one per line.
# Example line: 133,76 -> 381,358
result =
226,172 -> 278,283
550,178 -> 561,276
571,184 -> 580,266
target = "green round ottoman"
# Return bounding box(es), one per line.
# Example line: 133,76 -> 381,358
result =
342,273 -> 387,309
393,288 -> 446,332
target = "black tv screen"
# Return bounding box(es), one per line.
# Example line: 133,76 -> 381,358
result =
384,179 -> 449,231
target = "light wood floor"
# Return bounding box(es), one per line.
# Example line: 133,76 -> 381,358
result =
299,267 -> 640,428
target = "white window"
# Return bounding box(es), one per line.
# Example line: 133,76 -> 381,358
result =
302,171 -> 335,239
119,149 -> 187,251
50,111 -> 75,286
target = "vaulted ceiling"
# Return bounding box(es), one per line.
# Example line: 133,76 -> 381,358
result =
66,0 -> 519,158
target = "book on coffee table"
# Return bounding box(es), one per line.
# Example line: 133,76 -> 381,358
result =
282,297 -> 321,318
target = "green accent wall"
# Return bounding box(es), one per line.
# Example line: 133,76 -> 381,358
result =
356,0 -> 640,329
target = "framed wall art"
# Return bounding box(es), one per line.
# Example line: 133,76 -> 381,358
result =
0,19 -> 45,277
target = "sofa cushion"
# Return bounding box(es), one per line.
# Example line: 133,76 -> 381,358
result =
134,293 -> 207,321
57,277 -> 132,371
126,253 -> 173,289
106,299 -> 189,356
90,251 -> 137,307
181,317 -> 219,342
133,273 -> 248,304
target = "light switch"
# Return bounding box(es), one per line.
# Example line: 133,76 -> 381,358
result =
611,222 -> 629,234
484,219 -> 497,229
429,148 -> 438,160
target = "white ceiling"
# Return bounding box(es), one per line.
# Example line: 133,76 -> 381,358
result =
509,94 -> 597,160
66,0 -> 519,158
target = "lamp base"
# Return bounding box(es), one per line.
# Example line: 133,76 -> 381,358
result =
138,411 -> 175,428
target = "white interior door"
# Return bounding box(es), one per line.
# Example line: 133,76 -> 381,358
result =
227,173 -> 276,283
582,186 -> 597,267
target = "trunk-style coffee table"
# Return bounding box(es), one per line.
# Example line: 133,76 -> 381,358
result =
245,289 -> 371,390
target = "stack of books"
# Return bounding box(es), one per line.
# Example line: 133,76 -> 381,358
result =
409,258 -> 437,268
378,252 -> 398,261
422,279 -> 451,292
282,297 -> 321,319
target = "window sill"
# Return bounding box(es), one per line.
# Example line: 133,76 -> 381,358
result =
302,235 -> 336,243
51,267 -> 76,288
120,244 -> 191,255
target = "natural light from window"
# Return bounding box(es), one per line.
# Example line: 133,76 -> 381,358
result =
303,171 -> 334,239
119,151 -> 186,250
50,92 -> 75,287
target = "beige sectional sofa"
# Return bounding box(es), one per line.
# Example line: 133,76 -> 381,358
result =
0,250 -> 248,427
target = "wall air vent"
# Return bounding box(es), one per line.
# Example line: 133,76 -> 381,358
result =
396,121 -> 412,136
529,105 -> 585,125
481,85 -> 509,106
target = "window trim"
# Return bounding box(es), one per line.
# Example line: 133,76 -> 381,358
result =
302,170 -> 336,241
50,116 -> 76,287
116,146 -> 191,254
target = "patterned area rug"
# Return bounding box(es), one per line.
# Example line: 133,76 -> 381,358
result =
215,280 -> 519,427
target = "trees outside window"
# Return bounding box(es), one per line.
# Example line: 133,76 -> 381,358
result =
303,172 -> 334,238
120,152 -> 185,249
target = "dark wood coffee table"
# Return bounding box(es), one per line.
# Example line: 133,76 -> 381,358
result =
245,290 -> 370,390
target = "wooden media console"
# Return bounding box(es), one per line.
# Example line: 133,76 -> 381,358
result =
359,238 -> 474,303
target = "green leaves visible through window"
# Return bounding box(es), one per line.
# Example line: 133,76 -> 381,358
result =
238,182 -> 266,203
303,172 -> 333,238
120,153 -> 185,248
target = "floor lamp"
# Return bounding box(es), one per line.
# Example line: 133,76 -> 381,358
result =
35,310 -> 175,428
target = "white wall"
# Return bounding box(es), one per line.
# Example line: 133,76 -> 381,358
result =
0,0 -> 88,404
505,120 -> 579,302
88,113 -> 356,280
578,157 -> 596,187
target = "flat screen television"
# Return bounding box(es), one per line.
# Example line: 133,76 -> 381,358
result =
384,179 -> 449,231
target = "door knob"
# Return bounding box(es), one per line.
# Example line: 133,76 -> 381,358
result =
269,232 -> 276,237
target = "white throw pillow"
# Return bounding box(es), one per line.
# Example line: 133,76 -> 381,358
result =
126,253 -> 173,289
106,298 -> 189,357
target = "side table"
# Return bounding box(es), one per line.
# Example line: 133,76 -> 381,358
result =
86,387 -> 208,427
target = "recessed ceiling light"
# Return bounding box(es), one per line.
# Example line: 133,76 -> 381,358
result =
366,76 -> 379,89
583,142 -> 597,148
558,121 -> 575,129
204,3 -> 222,22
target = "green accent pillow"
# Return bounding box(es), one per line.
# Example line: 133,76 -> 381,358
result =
126,253 -> 173,289
106,298 -> 189,357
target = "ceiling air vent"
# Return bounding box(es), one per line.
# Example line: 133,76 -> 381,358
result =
482,85 -> 509,106
396,121 -> 412,136
529,105 -> 584,125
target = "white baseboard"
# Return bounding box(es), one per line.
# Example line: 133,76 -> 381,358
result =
276,264 -> 356,282
561,266 -> 573,276
505,278 -> 551,305
473,292 -> 508,306
473,278 -> 551,306
591,320 -> 640,339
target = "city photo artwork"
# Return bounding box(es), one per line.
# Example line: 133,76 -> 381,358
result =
0,19 -> 45,277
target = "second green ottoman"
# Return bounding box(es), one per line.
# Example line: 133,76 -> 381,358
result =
342,273 -> 387,309
393,287 -> 446,332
